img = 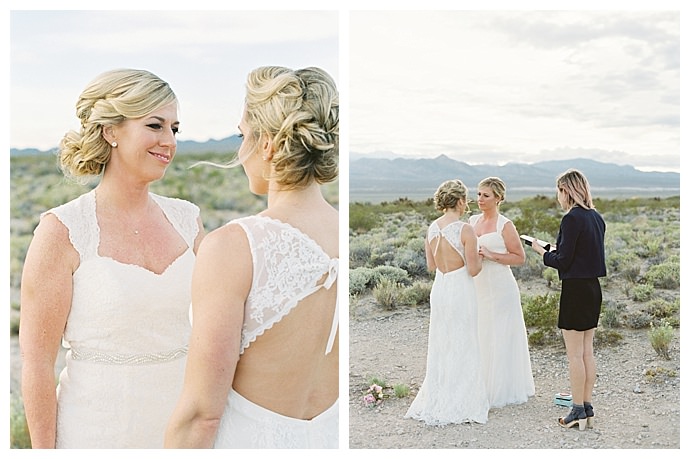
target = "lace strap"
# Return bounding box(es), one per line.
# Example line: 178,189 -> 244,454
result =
233,215 -> 338,355
42,190 -> 99,260
496,213 -> 510,233
151,194 -> 200,248
429,221 -> 465,261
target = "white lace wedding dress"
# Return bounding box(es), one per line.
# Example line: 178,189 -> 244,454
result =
47,189 -> 199,448
405,220 -> 489,425
470,213 -> 535,408
213,215 -> 339,448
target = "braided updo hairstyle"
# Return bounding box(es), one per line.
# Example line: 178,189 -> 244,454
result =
244,66 -> 339,188
433,179 -> 470,213
58,68 -> 177,180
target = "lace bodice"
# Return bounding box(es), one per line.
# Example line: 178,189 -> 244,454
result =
231,215 -> 339,356
45,190 -> 200,447
469,214 -> 510,256
44,189 -> 200,357
428,220 -> 466,262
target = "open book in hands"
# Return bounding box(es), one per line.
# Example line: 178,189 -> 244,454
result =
520,235 -> 556,252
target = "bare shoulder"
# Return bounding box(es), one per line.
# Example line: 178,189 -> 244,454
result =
461,220 -> 477,237
198,222 -> 249,256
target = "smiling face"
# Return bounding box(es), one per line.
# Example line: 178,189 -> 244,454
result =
105,101 -> 179,183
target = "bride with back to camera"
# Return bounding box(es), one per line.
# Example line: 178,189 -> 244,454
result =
165,66 -> 339,449
404,179 -> 489,426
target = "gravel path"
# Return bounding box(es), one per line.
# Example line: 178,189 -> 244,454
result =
11,283 -> 680,450
348,295 -> 680,449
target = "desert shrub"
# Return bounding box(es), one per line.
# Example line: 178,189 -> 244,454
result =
635,232 -> 663,258
10,393 -> 31,449
600,301 -> 625,329
372,265 -> 411,286
644,366 -> 677,383
350,265 -> 411,299
391,246 -> 427,277
648,320 -> 674,360
607,251 -> 641,282
349,267 -> 377,296
512,204 -> 560,238
542,268 -> 560,289
644,261 -> 680,289
369,238 -> 398,266
9,235 -> 33,289
630,283 -> 655,302
349,238 -> 372,268
372,278 -> 402,310
10,315 -> 20,336
625,310 -> 653,329
367,376 -> 387,387
393,383 -> 410,398
527,329 -> 546,346
399,280 -> 432,307
645,298 -> 679,322
522,293 -> 560,345
512,253 -> 544,281
522,293 -> 559,328
594,329 -> 623,345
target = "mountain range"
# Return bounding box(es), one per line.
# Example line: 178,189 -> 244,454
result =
10,141 -> 680,202
350,154 -> 680,202
9,135 -> 243,157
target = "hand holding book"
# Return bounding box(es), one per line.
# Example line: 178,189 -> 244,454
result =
520,235 -> 556,252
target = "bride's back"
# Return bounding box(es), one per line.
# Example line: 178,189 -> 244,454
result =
232,205 -> 338,420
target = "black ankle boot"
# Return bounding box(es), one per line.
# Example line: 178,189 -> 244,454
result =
559,403 -> 587,431
584,402 -> 594,428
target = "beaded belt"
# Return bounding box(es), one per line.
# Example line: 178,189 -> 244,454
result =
69,345 -> 188,365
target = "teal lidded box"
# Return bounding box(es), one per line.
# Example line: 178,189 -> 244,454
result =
554,393 -> 572,407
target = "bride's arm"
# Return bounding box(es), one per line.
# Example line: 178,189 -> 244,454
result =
165,223 -> 251,448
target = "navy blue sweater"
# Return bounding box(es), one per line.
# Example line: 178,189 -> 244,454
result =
543,206 -> 606,280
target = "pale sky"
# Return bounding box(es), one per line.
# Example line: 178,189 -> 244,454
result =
9,9 -> 339,150
7,4 -> 683,174
350,9 -> 681,172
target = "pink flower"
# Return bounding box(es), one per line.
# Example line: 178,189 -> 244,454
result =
363,394 -> 377,406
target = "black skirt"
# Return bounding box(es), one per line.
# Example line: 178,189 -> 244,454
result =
558,278 -> 602,331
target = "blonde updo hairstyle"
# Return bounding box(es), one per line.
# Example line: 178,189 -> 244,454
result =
478,176 -> 507,204
58,68 -> 177,180
433,179 -> 470,213
243,66 -> 339,188
557,168 -> 595,210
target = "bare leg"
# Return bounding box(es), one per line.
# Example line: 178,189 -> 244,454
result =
561,329 -> 585,405
582,328 -> 596,402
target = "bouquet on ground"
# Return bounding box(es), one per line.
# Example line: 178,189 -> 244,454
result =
362,384 -> 387,408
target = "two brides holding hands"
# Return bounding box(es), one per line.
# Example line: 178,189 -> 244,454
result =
405,177 -> 535,426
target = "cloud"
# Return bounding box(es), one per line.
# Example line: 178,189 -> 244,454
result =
10,10 -> 339,149
350,10 -> 680,172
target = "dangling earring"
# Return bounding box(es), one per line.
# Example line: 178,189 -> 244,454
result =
111,141 -> 118,148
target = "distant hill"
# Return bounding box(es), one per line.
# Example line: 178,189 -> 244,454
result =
350,154 -> 680,202
9,135 -> 242,157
